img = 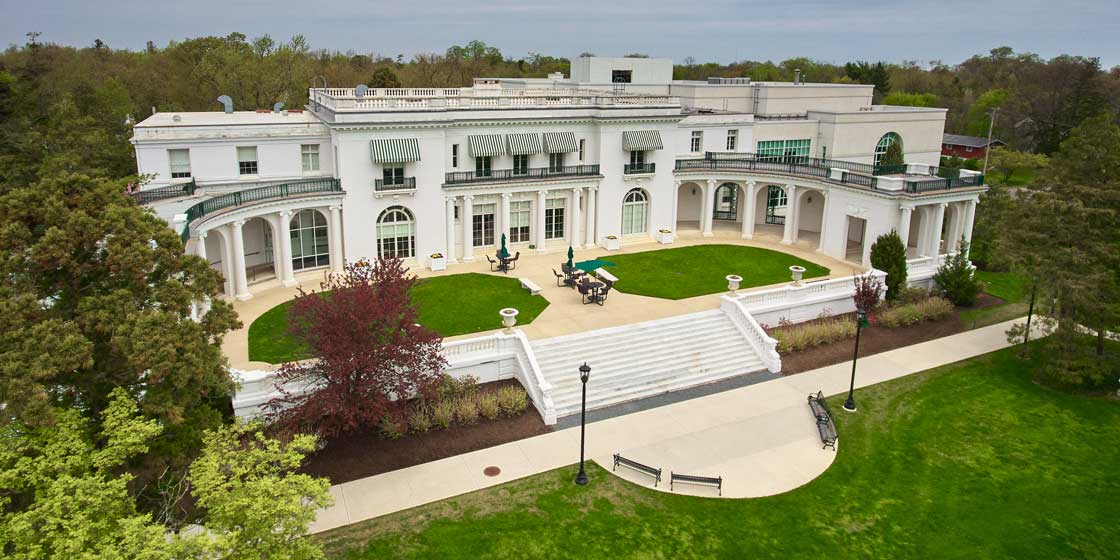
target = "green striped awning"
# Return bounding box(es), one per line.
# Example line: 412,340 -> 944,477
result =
543,131 -> 578,154
506,133 -> 542,155
468,134 -> 506,157
370,138 -> 421,163
622,130 -> 664,151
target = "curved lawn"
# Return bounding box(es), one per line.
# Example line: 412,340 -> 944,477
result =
247,273 -> 549,364
602,244 -> 830,299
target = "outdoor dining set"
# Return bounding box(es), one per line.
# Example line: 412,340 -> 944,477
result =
553,262 -> 613,306
485,251 -> 519,273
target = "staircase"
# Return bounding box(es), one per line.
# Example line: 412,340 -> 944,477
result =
530,310 -> 767,418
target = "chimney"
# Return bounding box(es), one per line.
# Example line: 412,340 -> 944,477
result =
794,69 -> 801,85
216,95 -> 233,114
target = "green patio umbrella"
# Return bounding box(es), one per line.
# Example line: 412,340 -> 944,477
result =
566,245 -> 574,269
499,233 -> 510,259
575,259 -> 615,272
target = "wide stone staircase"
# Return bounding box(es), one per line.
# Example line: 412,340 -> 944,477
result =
530,310 -> 767,418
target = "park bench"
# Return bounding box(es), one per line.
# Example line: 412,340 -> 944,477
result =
594,267 -> 619,284
807,391 -> 837,450
519,277 -> 541,295
670,472 -> 723,495
612,453 -> 662,486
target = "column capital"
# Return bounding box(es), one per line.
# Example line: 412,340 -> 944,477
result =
231,219 -> 245,228
500,192 -> 512,199
673,180 -> 682,188
706,178 -> 717,187
278,209 -> 292,218
786,183 -> 797,191
899,203 -> 915,211
746,180 -> 757,188
329,204 -> 343,212
197,230 -> 208,240
537,189 -> 548,196
588,187 -> 598,193
444,196 -> 457,204
463,194 -> 475,201
937,202 -> 949,209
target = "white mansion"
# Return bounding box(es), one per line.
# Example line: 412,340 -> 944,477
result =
133,56 -> 984,301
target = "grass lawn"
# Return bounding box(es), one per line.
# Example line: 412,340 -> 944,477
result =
600,244 -> 830,300
247,273 -> 549,363
960,270 -> 1030,329
316,346 -> 1120,559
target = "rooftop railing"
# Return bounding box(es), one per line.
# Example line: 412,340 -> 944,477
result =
310,87 -> 679,113
180,178 -> 342,242
130,179 -> 196,205
444,164 -> 600,186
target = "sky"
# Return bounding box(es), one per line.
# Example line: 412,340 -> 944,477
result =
2,0 -> 1118,68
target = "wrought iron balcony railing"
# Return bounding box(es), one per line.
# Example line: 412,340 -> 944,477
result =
180,178 -> 343,242
375,176 -> 416,192
623,163 -> 656,174
444,164 -> 600,186
130,179 -> 197,205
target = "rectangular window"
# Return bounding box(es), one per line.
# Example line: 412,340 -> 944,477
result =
513,154 -> 529,175
472,203 -> 496,247
690,131 -> 703,153
452,144 -> 459,168
756,139 -> 810,163
383,164 -> 405,185
169,149 -> 191,179
545,198 -> 565,240
510,201 -> 532,243
549,152 -> 565,172
237,146 -> 258,175
629,150 -> 645,166
301,144 -> 320,172
578,139 -> 585,161
726,130 -> 738,151
475,156 -> 492,177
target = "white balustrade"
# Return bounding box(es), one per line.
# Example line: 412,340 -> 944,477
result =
719,296 -> 782,373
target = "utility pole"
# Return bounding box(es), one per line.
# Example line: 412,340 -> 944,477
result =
982,107 -> 1000,175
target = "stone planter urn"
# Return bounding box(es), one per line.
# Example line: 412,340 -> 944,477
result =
657,229 -> 675,244
499,308 -> 519,332
429,252 -> 446,272
789,265 -> 806,286
726,274 -> 743,293
604,235 -> 620,251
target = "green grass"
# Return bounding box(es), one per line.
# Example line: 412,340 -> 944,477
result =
600,244 -> 830,300
247,273 -> 549,363
317,347 -> 1120,559
960,270 -> 1030,329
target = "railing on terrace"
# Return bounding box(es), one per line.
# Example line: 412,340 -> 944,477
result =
310,87 -> 679,112
375,177 -> 416,192
444,164 -> 600,186
180,177 -> 342,241
131,179 -> 196,205
623,163 -> 656,174
904,174 -> 984,193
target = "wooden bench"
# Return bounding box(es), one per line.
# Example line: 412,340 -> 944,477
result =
594,267 -> 618,284
612,453 -> 661,486
518,277 -> 541,295
670,472 -> 723,495
807,391 -> 837,450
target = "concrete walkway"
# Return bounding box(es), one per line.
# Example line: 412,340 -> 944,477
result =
308,317 -> 1025,533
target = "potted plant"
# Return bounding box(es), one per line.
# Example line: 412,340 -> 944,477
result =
657,228 -> 675,244
604,235 -> 620,251
789,265 -> 806,286
499,308 -> 519,332
429,252 -> 446,271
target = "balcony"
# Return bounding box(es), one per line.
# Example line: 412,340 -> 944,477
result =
181,178 -> 343,241
375,176 -> 417,192
130,179 -> 197,205
623,163 -> 656,175
444,164 -> 601,186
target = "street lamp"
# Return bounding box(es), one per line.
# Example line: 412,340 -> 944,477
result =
574,362 -> 591,486
843,309 -> 868,412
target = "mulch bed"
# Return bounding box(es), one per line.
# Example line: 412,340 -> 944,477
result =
777,293 -> 1004,374
299,379 -> 551,485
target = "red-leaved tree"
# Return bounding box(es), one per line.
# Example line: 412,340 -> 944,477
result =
266,258 -> 446,439
853,272 -> 885,315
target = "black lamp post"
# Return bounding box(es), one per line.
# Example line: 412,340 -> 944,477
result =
843,309 -> 868,412
574,362 -> 591,486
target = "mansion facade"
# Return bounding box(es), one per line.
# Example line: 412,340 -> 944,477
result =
132,57 -> 985,300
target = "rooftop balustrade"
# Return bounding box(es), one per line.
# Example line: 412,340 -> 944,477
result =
310,87 -> 679,113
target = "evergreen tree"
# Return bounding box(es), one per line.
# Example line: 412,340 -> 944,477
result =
870,230 -> 908,300
933,241 -> 981,306
879,139 -> 905,167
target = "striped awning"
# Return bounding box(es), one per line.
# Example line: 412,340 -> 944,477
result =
468,134 -> 506,157
543,131 -> 578,154
622,130 -> 664,151
370,138 -> 421,163
506,133 -> 542,155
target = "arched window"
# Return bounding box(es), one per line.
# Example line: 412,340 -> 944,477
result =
714,182 -> 739,220
622,188 -> 649,235
874,132 -> 902,167
290,209 -> 329,271
377,206 -> 416,259
765,185 -> 788,225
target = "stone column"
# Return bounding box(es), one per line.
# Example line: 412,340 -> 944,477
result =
671,180 -> 682,227
500,192 -> 512,247
569,187 -> 582,248
961,199 -> 977,257
703,178 -> 717,236
444,196 -> 458,262
196,231 -> 208,262
742,181 -> 757,239
816,191 -> 830,252
461,195 -> 475,261
585,187 -> 597,247
328,205 -> 343,273
930,202 -> 947,257
230,220 -> 251,301
781,185 -> 798,245
536,190 -> 548,253
897,204 -> 914,251
220,228 -> 234,297
278,210 -> 296,286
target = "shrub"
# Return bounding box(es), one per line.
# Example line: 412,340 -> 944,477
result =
438,374 -> 479,402
878,297 -> 954,328
495,385 -> 529,416
773,316 -> 856,353
477,392 -> 501,420
896,285 -> 931,305
933,242 -> 982,306
454,398 -> 479,425
431,401 -> 455,429
409,406 -> 432,433
870,230 -> 908,300
379,414 -> 406,439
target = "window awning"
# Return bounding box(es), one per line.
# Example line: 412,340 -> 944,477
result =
622,130 -> 664,152
370,138 -> 421,163
543,131 -> 578,154
506,133 -> 542,155
469,134 -> 506,157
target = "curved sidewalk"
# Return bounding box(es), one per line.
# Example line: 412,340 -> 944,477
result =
309,318 -> 1025,533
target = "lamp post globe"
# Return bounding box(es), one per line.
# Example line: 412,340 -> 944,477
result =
575,362 -> 591,485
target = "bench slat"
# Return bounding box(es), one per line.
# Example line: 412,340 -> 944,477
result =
613,453 -> 662,486
670,472 -> 723,495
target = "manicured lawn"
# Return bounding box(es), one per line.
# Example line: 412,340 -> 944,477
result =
247,273 -> 549,364
600,244 -> 830,300
316,347 -> 1120,559
960,270 -> 1030,328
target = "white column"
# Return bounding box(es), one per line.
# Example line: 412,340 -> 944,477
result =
461,195 -> 475,261
278,210 -> 296,286
897,205 -> 914,251
703,179 -> 717,236
585,187 -> 597,247
569,187 -> 582,248
328,205 -> 343,273
499,193 -> 512,247
445,197 -> 458,263
671,180 -> 682,228
930,202 -> 947,257
193,233 -> 211,320
816,191 -> 830,252
535,190 -> 548,253
961,199 -> 977,257
949,203 -> 967,252
230,220 -> 251,301
195,231 -> 208,262
781,184 -> 798,244
220,228 -> 234,297
742,181 -> 757,239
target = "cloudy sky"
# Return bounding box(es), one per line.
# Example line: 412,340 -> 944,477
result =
2,0 -> 1117,67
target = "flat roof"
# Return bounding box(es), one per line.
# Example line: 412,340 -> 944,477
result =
136,110 -> 321,128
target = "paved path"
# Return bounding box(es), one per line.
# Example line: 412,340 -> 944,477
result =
309,318 -> 1026,533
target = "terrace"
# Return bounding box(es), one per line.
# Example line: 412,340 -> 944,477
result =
308,85 -> 681,115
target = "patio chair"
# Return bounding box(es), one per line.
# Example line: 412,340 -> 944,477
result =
486,255 -> 498,272
509,252 -> 520,270
577,283 -> 592,304
596,284 -> 611,306
553,269 -> 568,287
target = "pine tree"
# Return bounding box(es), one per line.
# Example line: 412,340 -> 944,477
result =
879,139 -> 905,167
870,230 -> 908,300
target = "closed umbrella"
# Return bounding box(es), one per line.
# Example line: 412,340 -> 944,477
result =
499,233 -> 510,259
566,245 -> 574,269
